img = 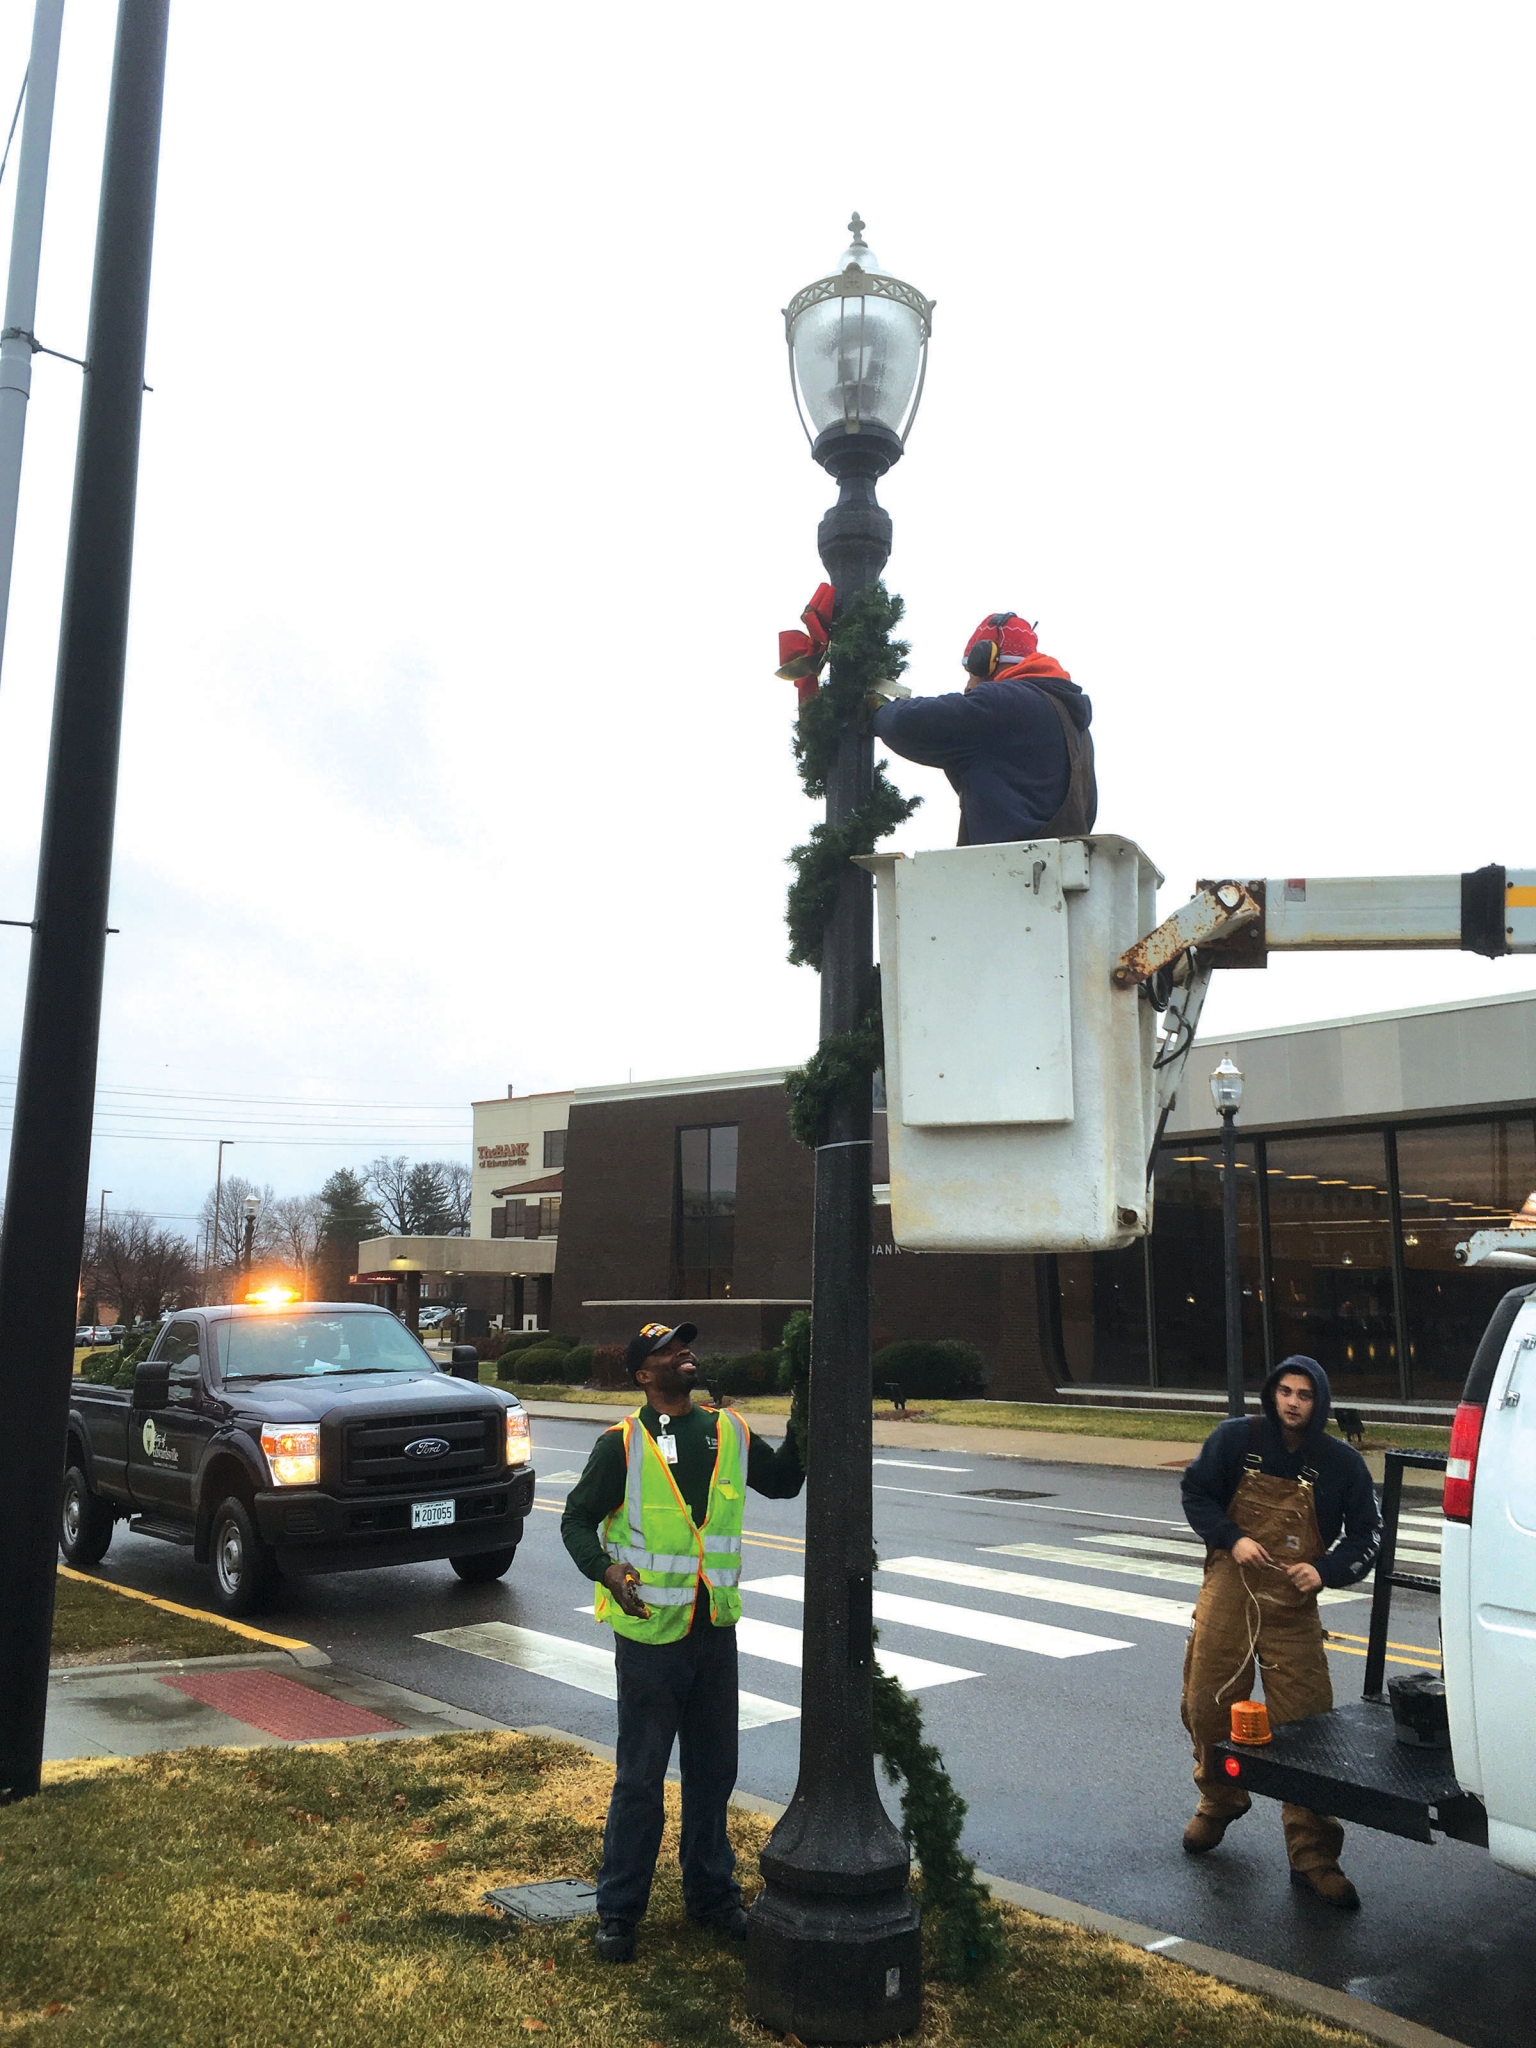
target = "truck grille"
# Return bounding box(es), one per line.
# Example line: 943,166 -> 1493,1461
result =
341,1410 -> 499,1491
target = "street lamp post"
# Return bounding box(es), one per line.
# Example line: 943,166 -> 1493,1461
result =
746,218 -> 932,2046
242,1194 -> 260,1287
1211,1055 -> 1246,1420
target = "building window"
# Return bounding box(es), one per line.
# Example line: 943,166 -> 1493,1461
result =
538,1196 -> 561,1237
543,1129 -> 566,1172
677,1124 -> 737,1298
1265,1130 -> 1397,1398
490,1205 -> 506,1240
1055,1244 -> 1150,1385
1148,1142 -> 1266,1391
1396,1116 -> 1536,1400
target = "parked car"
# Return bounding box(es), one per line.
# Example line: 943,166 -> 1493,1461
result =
64,1302 -> 535,1614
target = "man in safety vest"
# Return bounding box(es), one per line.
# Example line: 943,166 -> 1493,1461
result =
1179,1357 -> 1380,1907
561,1320 -> 805,1963
871,610 -> 1097,845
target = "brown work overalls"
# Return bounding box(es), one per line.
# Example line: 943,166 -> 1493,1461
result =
1180,1433 -> 1345,1875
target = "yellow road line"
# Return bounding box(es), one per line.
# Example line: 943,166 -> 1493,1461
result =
55,1565 -> 315,1656
1325,1630 -> 1442,1657
1324,1641 -> 1441,1671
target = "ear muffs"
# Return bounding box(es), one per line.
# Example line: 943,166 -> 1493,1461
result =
964,613 -> 1018,681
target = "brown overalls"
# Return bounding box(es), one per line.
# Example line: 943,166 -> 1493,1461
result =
1180,1439 -> 1345,1875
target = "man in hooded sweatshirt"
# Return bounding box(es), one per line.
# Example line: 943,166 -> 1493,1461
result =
871,612 -> 1096,846
1179,1356 -> 1380,1907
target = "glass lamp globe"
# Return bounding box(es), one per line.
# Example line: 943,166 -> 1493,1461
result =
1209,1055 -> 1245,1116
785,215 -> 934,446
243,1195 -> 261,1220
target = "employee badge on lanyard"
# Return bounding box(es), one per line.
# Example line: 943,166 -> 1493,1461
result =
657,1420 -> 678,1465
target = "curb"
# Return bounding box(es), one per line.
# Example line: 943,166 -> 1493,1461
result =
56,1565 -> 331,1666
49,1649 -> 317,1681
515,1723 -> 1469,2048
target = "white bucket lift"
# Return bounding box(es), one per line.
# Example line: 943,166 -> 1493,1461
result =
858,836 -> 1162,1254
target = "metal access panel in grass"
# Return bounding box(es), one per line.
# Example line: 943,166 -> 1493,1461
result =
484,1880 -> 599,1923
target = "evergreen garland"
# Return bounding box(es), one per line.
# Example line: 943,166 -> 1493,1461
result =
775,583 -> 1000,1983
784,583 -> 919,1138
872,1647 -> 1008,1982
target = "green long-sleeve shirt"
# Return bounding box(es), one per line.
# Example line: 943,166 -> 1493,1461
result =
560,1401 -> 804,1586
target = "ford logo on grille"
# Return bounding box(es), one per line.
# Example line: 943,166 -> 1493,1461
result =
404,1437 -> 451,1459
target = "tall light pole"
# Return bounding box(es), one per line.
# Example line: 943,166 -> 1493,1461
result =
747,217 -> 932,2046
0,0 -> 171,1805
0,0 -> 66,690
242,1193 -> 260,1286
1211,1055 -> 1246,1420
88,1187 -> 110,1324
207,1137 -> 232,1297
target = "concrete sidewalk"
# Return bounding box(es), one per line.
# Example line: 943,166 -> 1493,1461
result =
45,1650 -> 505,1764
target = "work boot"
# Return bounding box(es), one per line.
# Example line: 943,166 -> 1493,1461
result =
1290,1866 -> 1360,1910
593,1918 -> 636,1963
689,1901 -> 750,1944
1183,1808 -> 1244,1855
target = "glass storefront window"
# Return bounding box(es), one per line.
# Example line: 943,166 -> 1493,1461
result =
1266,1130 -> 1396,1397
1151,1142 -> 1265,1390
1397,1117 -> 1536,1400
1057,1245 -> 1149,1384
677,1124 -> 738,1298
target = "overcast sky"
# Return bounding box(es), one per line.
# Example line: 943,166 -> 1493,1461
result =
0,2 -> 1533,1233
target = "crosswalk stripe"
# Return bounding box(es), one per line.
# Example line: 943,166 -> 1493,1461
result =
1077,1528 -> 1437,1574
744,1574 -> 1133,1660
882,1555 -> 1198,1628
982,1541 -> 1369,1605
733,1616 -> 979,1691
873,1459 -> 972,1473
417,1622 -> 798,1728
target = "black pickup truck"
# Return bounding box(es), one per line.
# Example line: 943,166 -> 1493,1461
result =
63,1303 -> 536,1614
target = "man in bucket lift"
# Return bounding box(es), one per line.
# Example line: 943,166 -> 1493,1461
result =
1179,1357 -> 1380,1907
870,611 -> 1097,845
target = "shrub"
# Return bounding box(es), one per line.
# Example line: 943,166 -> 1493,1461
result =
871,1338 -> 986,1401
557,1345 -> 595,1386
512,1345 -> 573,1384
697,1351 -> 781,1399
498,1330 -> 571,1358
79,1328 -> 158,1392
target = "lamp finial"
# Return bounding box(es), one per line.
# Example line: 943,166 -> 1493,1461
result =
848,212 -> 867,246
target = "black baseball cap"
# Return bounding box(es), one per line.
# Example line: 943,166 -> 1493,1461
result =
624,1320 -> 699,1382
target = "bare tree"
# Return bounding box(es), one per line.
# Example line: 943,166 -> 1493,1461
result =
94,1209 -> 196,1323
442,1160 -> 471,1236
197,1175 -> 279,1288
366,1155 -> 414,1235
268,1193 -> 325,1295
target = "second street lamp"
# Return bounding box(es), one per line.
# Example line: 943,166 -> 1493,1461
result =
242,1194 -> 260,1286
746,219 -> 932,2045
1210,1055 -> 1246,1420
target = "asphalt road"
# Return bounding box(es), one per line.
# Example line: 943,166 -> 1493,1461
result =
78,1413 -> 1534,2048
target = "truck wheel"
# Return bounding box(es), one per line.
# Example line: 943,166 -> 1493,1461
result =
449,1543 -> 519,1584
209,1496 -> 279,1616
60,1464 -> 114,1567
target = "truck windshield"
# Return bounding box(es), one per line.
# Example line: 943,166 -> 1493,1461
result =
214,1311 -> 431,1381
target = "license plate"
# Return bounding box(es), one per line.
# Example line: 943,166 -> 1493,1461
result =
411,1499 -> 455,1530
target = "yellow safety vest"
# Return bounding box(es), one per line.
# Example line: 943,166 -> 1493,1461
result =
594,1407 -> 748,1642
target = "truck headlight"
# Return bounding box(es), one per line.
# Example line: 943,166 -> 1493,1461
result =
261,1425 -> 320,1487
505,1408 -> 531,1467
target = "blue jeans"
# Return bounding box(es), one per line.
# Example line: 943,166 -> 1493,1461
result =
596,1614 -> 741,1927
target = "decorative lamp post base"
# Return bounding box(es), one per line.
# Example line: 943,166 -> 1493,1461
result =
747,1885 -> 923,2043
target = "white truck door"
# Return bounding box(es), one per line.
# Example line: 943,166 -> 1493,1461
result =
1470,1325 -> 1536,1878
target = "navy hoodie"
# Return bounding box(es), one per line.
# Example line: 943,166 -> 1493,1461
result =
871,675 -> 1093,846
1179,1357 -> 1381,1589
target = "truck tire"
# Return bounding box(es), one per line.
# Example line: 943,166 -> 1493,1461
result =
60,1464 -> 114,1567
208,1495 -> 279,1616
449,1541 -> 519,1584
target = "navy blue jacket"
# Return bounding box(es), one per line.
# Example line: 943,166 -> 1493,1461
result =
871,674 -> 1092,846
1180,1357 -> 1381,1589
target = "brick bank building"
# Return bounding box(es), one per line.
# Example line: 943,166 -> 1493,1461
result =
551,1068 -> 1058,1399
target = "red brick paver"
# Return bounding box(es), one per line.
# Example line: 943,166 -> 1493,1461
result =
159,1669 -> 404,1740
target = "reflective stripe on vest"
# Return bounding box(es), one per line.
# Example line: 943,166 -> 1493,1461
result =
594,1406 -> 749,1642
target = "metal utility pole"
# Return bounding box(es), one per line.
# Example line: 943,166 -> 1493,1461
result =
207,1137 -> 231,1296
0,0 -> 66,686
0,0 -> 170,1805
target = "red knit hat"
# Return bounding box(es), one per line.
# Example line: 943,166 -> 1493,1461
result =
963,612 -> 1038,673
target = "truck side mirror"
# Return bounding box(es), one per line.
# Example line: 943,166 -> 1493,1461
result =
449,1344 -> 480,1384
133,1359 -> 170,1408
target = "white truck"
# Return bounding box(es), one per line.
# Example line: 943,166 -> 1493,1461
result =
1217,1283 -> 1536,1880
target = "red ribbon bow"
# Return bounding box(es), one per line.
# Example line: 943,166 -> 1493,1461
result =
775,584 -> 834,708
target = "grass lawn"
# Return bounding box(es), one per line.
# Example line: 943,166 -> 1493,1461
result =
51,1570 -> 267,1668
2,1731 -> 1370,2048
494,1379 -> 1448,1452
